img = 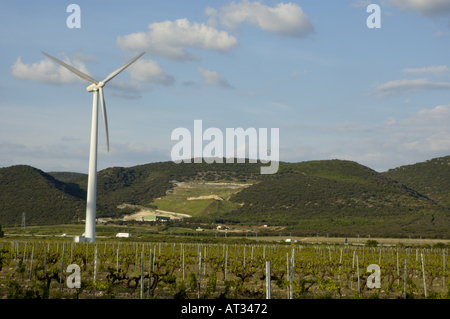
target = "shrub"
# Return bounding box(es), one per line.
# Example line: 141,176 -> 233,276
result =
6,280 -> 40,299
365,240 -> 379,247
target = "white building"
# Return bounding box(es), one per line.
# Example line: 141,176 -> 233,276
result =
116,233 -> 131,238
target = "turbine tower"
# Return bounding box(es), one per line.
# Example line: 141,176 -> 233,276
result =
42,51 -> 145,242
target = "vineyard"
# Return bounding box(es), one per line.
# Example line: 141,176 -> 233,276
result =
0,240 -> 449,299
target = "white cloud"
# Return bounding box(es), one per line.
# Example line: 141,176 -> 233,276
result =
402,65 -> 449,76
10,54 -> 93,85
197,66 -> 232,88
9,53 -> 166,99
366,104 -> 450,154
116,18 -> 239,61
371,78 -> 450,97
403,103 -> 450,125
126,59 -> 175,86
205,7 -> 218,27
383,0 -> 450,17
403,132 -> 450,152
206,0 -> 314,38
427,132 -> 450,151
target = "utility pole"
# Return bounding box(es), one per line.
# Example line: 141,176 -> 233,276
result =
21,212 -> 26,230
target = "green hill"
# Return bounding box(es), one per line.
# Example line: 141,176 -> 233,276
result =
382,156 -> 450,208
0,165 -> 86,226
211,160 -> 450,238
47,172 -> 87,183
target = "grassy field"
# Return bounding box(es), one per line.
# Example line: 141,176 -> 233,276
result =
3,224 -> 449,248
241,235 -> 450,246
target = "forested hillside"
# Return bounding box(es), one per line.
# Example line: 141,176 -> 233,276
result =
218,161 -> 450,237
383,156 -> 450,208
0,165 -> 86,226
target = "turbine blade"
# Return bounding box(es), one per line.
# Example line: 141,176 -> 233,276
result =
102,52 -> 145,84
99,87 -> 110,153
41,51 -> 98,84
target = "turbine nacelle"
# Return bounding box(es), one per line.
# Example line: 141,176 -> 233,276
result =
86,83 -> 98,92
86,81 -> 105,92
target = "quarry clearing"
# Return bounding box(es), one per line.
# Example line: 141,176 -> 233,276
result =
119,181 -> 249,221
187,195 -> 224,201
118,204 -> 191,220
172,181 -> 252,189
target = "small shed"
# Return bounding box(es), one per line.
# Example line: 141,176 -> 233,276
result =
116,233 -> 131,238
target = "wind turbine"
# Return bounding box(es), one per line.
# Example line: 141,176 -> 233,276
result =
42,51 -> 145,242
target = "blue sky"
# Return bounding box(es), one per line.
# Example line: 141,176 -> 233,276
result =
1,0 -> 450,173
